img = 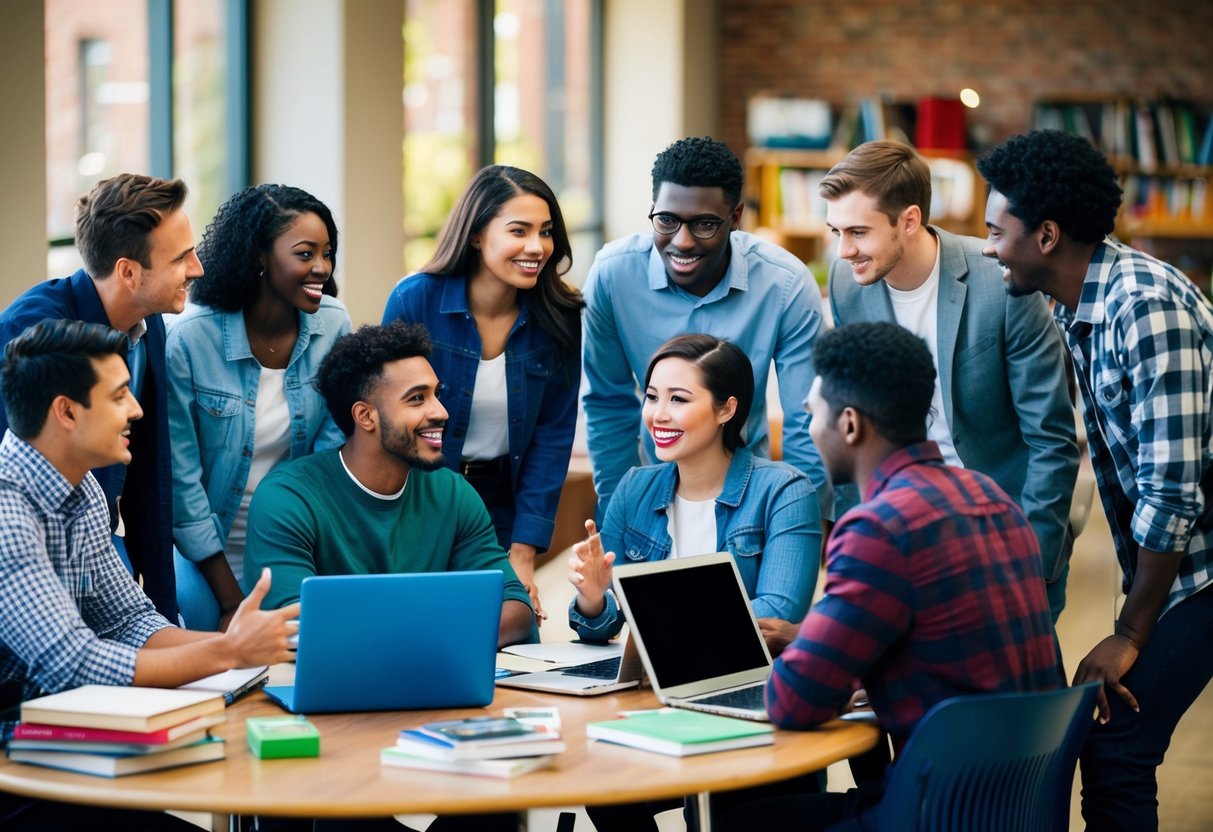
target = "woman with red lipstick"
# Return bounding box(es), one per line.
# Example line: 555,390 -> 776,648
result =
383,166 -> 584,624
569,333 -> 822,832
166,185 -> 352,631
569,333 -> 821,646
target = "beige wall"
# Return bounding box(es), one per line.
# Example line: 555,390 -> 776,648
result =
252,0 -> 405,327
602,0 -> 719,242
0,0 -> 49,307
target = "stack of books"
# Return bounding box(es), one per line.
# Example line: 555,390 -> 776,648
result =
381,713 -> 565,779
7,685 -> 227,777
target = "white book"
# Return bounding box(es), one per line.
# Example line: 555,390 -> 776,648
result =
380,747 -> 554,779
396,731 -> 566,761
20,686 -> 224,733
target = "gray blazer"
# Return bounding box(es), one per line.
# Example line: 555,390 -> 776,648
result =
829,227 -> 1080,584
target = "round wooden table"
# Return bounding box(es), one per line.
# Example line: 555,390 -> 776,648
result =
0,682 -> 879,821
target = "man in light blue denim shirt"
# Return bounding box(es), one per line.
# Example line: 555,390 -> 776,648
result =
582,137 -> 827,516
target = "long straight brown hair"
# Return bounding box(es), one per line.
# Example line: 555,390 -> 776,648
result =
421,165 -> 584,353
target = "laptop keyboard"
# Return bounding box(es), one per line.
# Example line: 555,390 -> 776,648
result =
559,656 -> 622,680
691,685 -> 766,711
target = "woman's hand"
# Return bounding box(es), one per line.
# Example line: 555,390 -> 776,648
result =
568,519 -> 615,617
509,542 -> 547,625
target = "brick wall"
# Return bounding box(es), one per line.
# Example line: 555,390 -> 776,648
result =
718,0 -> 1213,156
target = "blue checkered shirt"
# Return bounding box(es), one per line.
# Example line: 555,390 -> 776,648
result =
1055,239 -> 1213,615
0,432 -> 171,741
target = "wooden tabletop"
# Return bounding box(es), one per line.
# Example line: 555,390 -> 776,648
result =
0,681 -> 879,818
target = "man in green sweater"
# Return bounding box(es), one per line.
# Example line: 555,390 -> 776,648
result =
244,321 -> 534,648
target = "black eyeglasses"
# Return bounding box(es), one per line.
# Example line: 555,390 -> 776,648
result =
648,211 -> 729,240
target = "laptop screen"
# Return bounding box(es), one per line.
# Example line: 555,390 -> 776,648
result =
613,558 -> 770,689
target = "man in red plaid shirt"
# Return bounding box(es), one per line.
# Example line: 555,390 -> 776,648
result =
728,321 -> 1060,832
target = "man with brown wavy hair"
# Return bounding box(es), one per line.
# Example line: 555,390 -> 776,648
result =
0,173 -> 204,621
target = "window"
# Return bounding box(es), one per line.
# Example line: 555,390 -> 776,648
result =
403,0 -> 602,284
44,0 -> 247,278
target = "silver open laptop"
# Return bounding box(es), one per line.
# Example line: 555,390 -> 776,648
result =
495,633 -> 643,696
611,552 -> 773,721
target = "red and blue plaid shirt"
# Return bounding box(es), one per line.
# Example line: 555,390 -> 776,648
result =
766,442 -> 1060,748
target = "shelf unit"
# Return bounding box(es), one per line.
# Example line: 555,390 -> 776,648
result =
1033,98 -> 1213,290
743,146 -> 988,267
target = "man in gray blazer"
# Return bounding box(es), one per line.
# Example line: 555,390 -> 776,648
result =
822,141 -> 1080,620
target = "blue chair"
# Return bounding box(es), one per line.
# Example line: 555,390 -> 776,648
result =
873,682 -> 1100,832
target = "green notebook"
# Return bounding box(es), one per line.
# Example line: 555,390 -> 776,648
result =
586,709 -> 774,757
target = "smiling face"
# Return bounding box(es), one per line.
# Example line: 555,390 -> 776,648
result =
72,353 -> 145,471
471,193 -> 554,292
369,357 -> 450,472
262,211 -> 333,313
642,356 -> 735,467
825,190 -> 910,288
983,188 -> 1050,298
651,183 -> 742,297
131,208 -> 204,316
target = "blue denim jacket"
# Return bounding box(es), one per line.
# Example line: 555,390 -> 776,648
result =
166,296 -> 352,561
569,447 -> 821,642
382,273 -> 579,551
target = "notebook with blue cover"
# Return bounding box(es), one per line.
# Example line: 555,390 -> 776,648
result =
263,571 -> 503,714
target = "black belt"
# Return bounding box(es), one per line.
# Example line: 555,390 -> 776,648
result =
460,455 -> 510,479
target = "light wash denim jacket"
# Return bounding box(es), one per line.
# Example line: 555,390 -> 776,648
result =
382,273 -> 579,551
166,296 -> 352,562
569,447 -> 822,642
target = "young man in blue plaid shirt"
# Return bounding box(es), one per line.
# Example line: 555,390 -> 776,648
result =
980,129 -> 1213,832
0,320 -> 297,830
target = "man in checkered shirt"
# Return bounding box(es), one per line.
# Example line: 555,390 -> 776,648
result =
0,320 -> 297,830
980,129 -> 1213,832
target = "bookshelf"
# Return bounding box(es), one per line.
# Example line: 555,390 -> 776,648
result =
1033,98 -> 1213,290
744,146 -> 988,267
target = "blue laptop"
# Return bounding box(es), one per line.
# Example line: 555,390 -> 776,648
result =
263,571 -> 503,714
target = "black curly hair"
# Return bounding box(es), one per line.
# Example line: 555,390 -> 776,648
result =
316,322 -> 433,437
651,137 -> 744,206
813,322 -> 936,446
419,165 -> 583,353
192,184 -> 339,311
0,320 -> 129,440
977,130 -> 1122,245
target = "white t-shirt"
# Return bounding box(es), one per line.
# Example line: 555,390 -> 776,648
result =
885,242 -> 962,466
463,352 -> 509,460
225,367 -> 291,578
665,494 -> 717,559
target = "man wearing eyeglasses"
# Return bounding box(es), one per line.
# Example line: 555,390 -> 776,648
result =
582,136 -> 827,519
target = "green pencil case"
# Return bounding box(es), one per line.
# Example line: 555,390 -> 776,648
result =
247,716 -> 320,759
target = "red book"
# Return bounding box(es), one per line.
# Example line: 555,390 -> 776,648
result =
12,713 -> 225,745
916,97 -> 967,151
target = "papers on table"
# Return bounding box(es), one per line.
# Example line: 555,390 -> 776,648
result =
497,640 -> 621,674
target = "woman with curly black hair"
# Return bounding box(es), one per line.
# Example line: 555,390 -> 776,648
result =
166,184 -> 351,630
382,166 -> 584,624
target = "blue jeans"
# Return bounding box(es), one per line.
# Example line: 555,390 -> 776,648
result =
175,548 -> 222,631
1080,583 -> 1213,831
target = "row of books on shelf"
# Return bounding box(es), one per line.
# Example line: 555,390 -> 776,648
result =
1033,100 -> 1213,172
775,156 -> 976,229
1122,175 -> 1211,225
749,95 -> 966,152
